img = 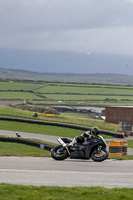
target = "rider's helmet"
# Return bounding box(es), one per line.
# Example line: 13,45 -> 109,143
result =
91,126 -> 100,136
76,135 -> 85,143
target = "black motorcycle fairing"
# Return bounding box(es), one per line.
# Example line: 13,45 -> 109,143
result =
70,151 -> 85,159
83,138 -> 106,159
68,138 -> 106,159
60,138 -> 72,144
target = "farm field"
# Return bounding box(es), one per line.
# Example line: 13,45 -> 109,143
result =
42,94 -> 133,100
0,80 -> 133,106
0,81 -> 43,90
0,92 -> 42,100
36,84 -> 133,94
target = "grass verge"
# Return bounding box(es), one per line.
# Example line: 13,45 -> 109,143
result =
0,140 -> 52,157
0,120 -> 83,138
0,184 -> 133,200
108,155 -> 133,160
0,120 -> 113,138
0,106 -> 122,132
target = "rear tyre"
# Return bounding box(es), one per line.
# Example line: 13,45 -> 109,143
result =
51,145 -> 68,160
91,148 -> 108,162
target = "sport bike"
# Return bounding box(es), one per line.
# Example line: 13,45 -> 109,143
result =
51,135 -> 109,162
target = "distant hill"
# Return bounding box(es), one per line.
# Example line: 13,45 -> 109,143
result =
1,47 -> 133,84
0,67 -> 129,77
1,67 -> 133,85
0,48 -> 133,76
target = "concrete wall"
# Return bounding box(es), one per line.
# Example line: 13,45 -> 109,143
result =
105,106 -> 133,124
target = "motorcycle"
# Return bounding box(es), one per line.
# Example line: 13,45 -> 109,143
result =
51,135 -> 109,162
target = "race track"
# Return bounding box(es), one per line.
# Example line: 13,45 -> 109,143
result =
0,129 -> 133,188
0,157 -> 133,188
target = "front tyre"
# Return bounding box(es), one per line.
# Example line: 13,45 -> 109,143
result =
91,148 -> 108,162
51,145 -> 68,160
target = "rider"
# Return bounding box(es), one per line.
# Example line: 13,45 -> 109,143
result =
58,126 -> 100,148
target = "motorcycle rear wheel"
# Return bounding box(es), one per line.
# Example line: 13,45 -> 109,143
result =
91,148 -> 108,162
51,145 -> 68,160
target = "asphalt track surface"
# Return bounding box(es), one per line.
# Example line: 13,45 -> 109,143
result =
0,157 -> 133,188
0,130 -> 133,188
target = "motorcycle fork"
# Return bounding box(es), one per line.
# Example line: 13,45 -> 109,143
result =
65,146 -> 71,156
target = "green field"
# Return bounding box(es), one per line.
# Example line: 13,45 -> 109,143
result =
43,93 -> 133,100
36,84 -> 133,95
0,92 -> 43,100
1,80 -> 133,106
0,81 -> 43,90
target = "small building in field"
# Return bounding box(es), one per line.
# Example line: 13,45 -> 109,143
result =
105,106 -> 133,124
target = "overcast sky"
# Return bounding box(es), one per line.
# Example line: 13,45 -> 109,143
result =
0,0 -> 133,56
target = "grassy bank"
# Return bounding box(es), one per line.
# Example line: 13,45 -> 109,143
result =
0,141 -> 51,157
0,120 -> 83,138
0,184 -> 133,200
0,106 -> 122,132
0,119 -> 114,139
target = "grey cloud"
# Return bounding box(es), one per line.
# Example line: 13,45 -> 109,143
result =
0,0 -> 133,55
1,0 -> 133,31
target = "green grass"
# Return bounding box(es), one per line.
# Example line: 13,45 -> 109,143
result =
33,83 -> 133,106
109,155 -> 133,160
50,82 -> 133,89
0,92 -> 43,100
0,81 -> 42,90
35,85 -> 133,95
1,81 -> 133,106
128,140 -> 133,148
0,120 -> 83,138
0,106 -> 122,133
43,94 -> 133,101
0,141 -> 51,157
0,184 -> 133,200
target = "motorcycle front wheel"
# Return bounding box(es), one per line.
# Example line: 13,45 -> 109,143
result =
51,145 -> 68,160
91,148 -> 108,162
